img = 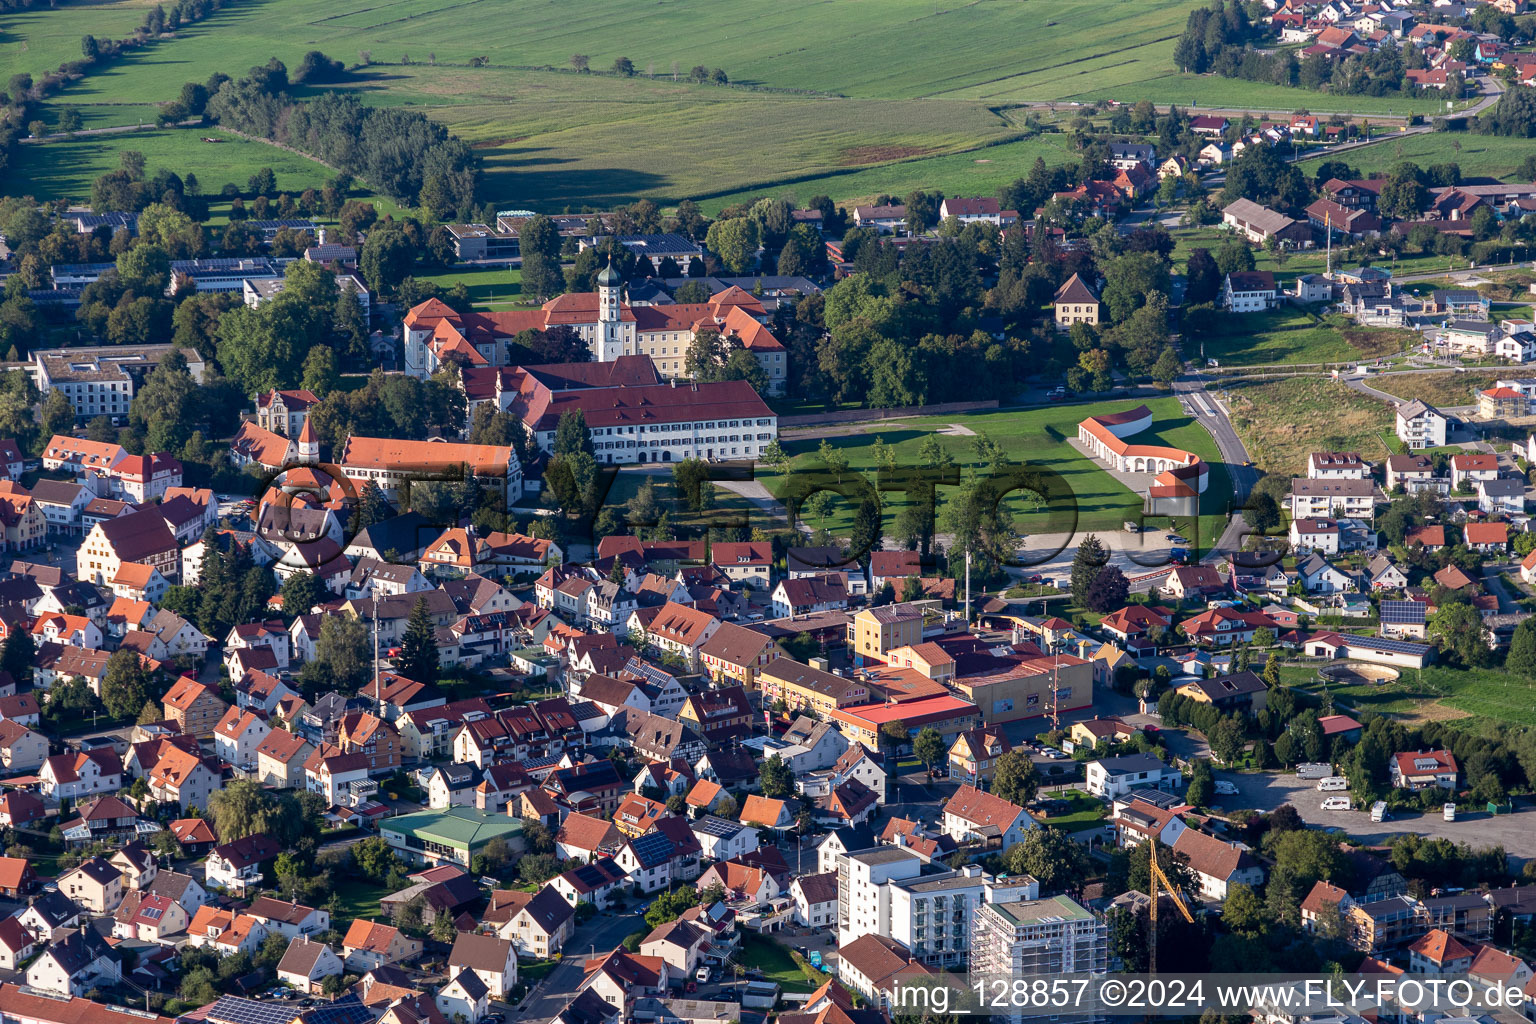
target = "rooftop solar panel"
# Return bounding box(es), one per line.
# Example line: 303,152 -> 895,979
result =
628,830 -> 675,867
1348,634 -> 1431,655
301,995 -> 372,1024
691,816 -> 742,838
207,995 -> 298,1024
1379,601 -> 1427,624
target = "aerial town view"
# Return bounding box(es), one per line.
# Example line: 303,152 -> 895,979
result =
3,1 -> 1536,1023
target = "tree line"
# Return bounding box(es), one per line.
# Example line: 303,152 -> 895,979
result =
204,59 -> 479,215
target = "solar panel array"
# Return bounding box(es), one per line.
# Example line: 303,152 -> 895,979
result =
691,815 -> 741,838
1348,634 -> 1431,655
301,996 -> 372,1024
628,830 -> 675,867
207,995 -> 297,1024
1379,600 -> 1427,625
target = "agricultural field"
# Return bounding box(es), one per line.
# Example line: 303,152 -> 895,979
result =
17,0 -> 1457,212
1223,376 -> 1396,476
1368,370 -> 1503,408
1298,132 -> 1536,181
1196,307 -> 1413,367
15,0 -> 1376,105
0,0 -> 161,88
9,127 -> 339,205
758,397 -> 1233,548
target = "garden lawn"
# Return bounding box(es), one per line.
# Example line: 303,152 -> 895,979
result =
1223,376 -> 1396,476
1039,789 -> 1110,833
600,466 -> 765,537
736,933 -> 821,993
1368,371 -> 1503,408
330,877 -> 393,925
761,397 -> 1233,549
413,265 -> 527,310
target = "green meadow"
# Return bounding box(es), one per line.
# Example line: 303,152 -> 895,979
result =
11,0 -> 1460,210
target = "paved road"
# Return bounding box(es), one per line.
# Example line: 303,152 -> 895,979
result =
1171,375 -> 1256,563
518,912 -> 642,1020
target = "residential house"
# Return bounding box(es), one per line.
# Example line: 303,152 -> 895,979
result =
58,858 -> 123,914
276,935 -> 344,993
447,932 -> 517,999
1396,400 -> 1448,450
940,785 -> 1032,849
1222,270 -> 1283,312
1085,753 -> 1180,799
1172,828 -> 1266,900
343,919 -> 422,970
205,833 -> 282,895
1391,749 -> 1458,789
25,929 -> 120,996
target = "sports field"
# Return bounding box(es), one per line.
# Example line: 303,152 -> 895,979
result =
14,0 -> 1459,210
759,397 -> 1233,546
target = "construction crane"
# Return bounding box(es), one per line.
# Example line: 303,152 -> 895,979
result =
1148,846 -> 1194,977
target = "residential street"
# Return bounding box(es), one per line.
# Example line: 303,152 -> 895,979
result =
516,912 -> 642,1020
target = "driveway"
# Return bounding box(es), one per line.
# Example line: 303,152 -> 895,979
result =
1211,770 -> 1534,860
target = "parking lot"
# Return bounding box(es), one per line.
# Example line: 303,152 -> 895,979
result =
1212,770 -> 1532,859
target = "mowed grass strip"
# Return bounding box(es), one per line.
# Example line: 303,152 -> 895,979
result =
1224,376 -> 1395,476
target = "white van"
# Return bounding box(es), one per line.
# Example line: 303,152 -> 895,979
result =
1371,800 -> 1389,822
1443,803 -> 1456,822
1321,796 -> 1351,811
1317,777 -> 1348,792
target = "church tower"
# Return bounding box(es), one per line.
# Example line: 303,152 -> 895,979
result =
297,417 -> 319,465
595,259 -> 624,362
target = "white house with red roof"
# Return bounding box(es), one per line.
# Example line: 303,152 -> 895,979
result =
940,784 -> 1033,848
1390,749 -> 1458,790
213,707 -> 271,769
1078,406 -> 1207,517
1289,517 -> 1341,554
1178,607 -> 1278,645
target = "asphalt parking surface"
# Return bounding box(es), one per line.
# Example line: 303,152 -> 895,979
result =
1211,770 -> 1532,860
